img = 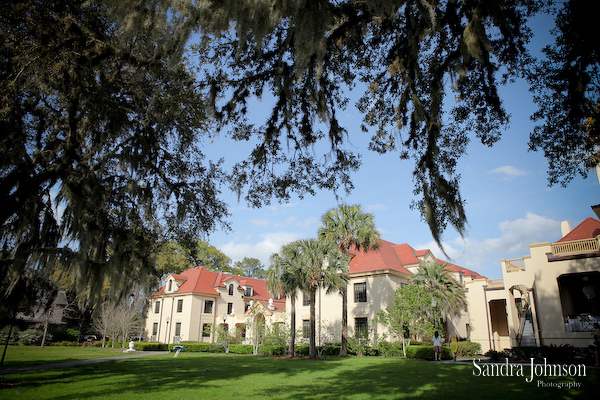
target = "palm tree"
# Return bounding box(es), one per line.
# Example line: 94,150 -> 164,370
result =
297,238 -> 348,359
267,241 -> 304,357
318,204 -> 380,355
409,261 -> 467,328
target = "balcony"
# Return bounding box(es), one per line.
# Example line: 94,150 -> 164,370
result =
502,258 -> 525,273
551,237 -> 600,257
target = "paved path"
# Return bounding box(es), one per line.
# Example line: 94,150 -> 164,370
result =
0,351 -> 168,376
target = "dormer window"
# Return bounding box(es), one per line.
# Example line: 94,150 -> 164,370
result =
228,284 -> 234,296
245,287 -> 253,297
167,280 -> 172,292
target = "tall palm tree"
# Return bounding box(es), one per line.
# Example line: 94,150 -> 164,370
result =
409,261 -> 467,325
318,204 -> 380,355
297,238 -> 348,359
267,241 -> 304,357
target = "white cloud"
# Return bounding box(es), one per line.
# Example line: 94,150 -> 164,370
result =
218,231 -> 305,266
490,165 -> 528,180
367,204 -> 388,211
251,218 -> 270,226
416,212 -> 561,277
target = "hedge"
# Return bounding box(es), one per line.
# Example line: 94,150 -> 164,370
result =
135,342 -> 169,351
405,345 -> 452,360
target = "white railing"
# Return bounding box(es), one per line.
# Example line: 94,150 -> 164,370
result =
503,258 -> 525,273
551,237 -> 600,256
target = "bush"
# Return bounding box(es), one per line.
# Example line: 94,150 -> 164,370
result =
294,345 -> 309,356
52,328 -> 80,342
0,326 -> 20,344
456,340 -> 481,357
405,345 -> 451,360
484,349 -> 504,361
135,342 -> 168,351
375,341 -> 403,358
229,344 -> 254,354
51,341 -> 78,347
258,345 -> 286,356
18,329 -> 45,345
166,343 -> 211,352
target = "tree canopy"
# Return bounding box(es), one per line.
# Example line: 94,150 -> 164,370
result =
2,0 -> 594,305
0,0 -> 228,303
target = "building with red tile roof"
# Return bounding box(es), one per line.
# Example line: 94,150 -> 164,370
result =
146,266 -> 285,344
290,239 -> 484,346
465,215 -> 600,353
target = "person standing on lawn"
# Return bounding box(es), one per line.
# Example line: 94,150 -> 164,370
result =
432,331 -> 442,361
450,334 -> 459,362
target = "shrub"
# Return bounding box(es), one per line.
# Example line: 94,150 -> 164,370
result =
51,341 -> 78,347
484,349 -> 504,361
456,340 -> 482,357
167,343 -> 211,352
18,329 -> 46,345
0,326 -> 20,344
229,344 -> 254,354
405,345 -> 451,360
135,342 -> 168,351
320,346 -> 341,356
52,328 -> 80,342
258,345 -> 286,356
375,341 -> 403,358
295,345 -> 309,356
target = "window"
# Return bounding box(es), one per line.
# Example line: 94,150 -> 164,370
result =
302,320 -> 310,338
227,302 -> 233,314
176,299 -> 183,313
204,300 -> 213,314
202,323 -> 211,337
244,301 -> 250,312
354,282 -> 367,303
303,291 -> 310,306
228,284 -> 234,296
175,322 -> 181,337
152,323 -> 158,336
245,287 -> 253,297
355,317 -> 368,338
154,301 -> 160,314
167,280 -> 172,292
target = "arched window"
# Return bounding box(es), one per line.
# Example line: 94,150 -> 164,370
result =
228,284 -> 234,296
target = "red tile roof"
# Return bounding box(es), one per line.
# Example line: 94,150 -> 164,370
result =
438,260 -> 486,280
348,239 -> 484,279
556,217 -> 600,243
153,267 -> 282,308
349,239 -> 412,275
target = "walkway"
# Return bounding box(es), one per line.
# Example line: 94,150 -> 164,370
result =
0,351 -> 167,376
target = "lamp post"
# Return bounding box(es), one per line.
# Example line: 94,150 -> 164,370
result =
430,298 -> 437,329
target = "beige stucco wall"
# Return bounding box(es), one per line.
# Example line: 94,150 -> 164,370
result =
528,242 -> 600,347
289,271 -> 418,345
145,276 -> 286,344
465,240 -> 599,353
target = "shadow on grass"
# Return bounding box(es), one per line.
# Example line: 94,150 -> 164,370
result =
3,354 -> 600,400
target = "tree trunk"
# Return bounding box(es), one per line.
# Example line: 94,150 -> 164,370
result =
340,288 -> 348,356
309,288 -> 317,359
0,323 -> 14,366
289,295 -> 296,357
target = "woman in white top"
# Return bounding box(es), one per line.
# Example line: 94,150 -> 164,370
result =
432,331 -> 442,361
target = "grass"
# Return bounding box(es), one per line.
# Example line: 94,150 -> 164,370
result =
1,348 -> 599,399
0,345 -> 130,370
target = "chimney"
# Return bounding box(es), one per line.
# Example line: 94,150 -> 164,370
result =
561,221 -> 572,238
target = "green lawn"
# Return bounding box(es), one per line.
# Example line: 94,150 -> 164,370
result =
1,350 -> 598,399
0,345 -> 130,370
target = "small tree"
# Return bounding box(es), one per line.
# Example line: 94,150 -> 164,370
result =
376,284 -> 441,357
245,306 -> 266,355
214,324 -> 232,353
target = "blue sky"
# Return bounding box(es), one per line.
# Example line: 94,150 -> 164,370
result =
201,11 -> 599,279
